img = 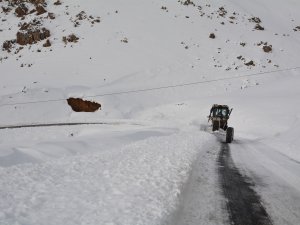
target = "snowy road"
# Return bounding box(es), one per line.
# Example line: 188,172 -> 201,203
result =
231,139 -> 300,225
177,128 -> 300,225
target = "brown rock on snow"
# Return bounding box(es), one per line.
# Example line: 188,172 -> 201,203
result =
16,28 -> 50,45
15,5 -> 28,17
54,0 -> 62,5
2,40 -> 16,52
28,0 -> 45,5
13,0 -> 45,7
62,34 -> 79,44
36,5 -> 47,15
48,12 -> 55,19
29,9 -> 36,14
209,33 -> 216,39
67,98 -> 101,112
2,6 -> 12,13
43,39 -> 51,47
218,7 -> 227,17
249,17 -> 261,23
293,26 -> 300,31
255,24 -> 264,30
182,0 -> 195,6
245,60 -> 255,66
263,45 -> 272,53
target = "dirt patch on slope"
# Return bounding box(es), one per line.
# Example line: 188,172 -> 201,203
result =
67,98 -> 101,112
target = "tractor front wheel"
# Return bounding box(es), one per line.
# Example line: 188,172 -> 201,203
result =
226,127 -> 234,143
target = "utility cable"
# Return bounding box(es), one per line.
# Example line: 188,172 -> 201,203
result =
0,66 -> 299,107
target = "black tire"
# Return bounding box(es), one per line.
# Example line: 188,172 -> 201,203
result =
226,127 -> 234,143
212,121 -> 219,131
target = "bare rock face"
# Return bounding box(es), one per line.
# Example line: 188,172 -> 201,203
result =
67,98 -> 101,112
16,19 -> 50,45
15,4 -> 28,17
17,27 -> 50,45
36,5 -> 47,15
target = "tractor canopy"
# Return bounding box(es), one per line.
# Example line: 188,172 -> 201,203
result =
210,104 -> 231,119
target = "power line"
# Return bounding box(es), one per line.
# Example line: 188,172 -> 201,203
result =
0,66 -> 299,107
86,66 -> 300,98
0,122 -> 107,130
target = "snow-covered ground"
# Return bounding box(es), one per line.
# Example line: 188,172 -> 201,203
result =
0,131 -> 219,225
1,0 -> 300,224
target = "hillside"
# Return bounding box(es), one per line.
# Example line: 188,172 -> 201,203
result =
1,0 -> 300,224
1,0 -> 299,122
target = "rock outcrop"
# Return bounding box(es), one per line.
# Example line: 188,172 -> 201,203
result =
17,27 -> 50,45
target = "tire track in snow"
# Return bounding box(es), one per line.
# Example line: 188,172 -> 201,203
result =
218,142 -> 273,225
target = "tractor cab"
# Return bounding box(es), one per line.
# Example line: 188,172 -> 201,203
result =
211,106 -> 230,118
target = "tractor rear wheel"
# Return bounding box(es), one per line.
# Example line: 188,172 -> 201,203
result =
226,127 -> 234,143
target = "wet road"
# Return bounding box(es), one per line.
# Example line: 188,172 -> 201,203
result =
218,142 -> 273,225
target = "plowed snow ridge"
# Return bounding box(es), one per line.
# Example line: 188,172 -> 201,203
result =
0,132 -> 218,225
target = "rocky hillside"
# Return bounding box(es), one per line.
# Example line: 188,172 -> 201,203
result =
0,0 -> 299,123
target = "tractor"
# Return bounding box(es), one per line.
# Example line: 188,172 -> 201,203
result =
208,104 -> 234,143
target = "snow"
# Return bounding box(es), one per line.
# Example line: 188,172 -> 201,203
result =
1,0 -> 300,224
0,132 -> 216,225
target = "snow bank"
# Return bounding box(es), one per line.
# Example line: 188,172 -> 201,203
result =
0,131 -> 213,225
